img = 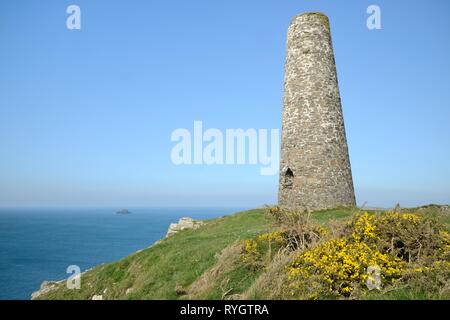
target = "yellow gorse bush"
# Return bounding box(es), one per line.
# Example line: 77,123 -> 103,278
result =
257,231 -> 284,243
244,239 -> 258,256
251,207 -> 449,299
400,213 -> 421,224
351,213 -> 378,242
241,231 -> 286,268
350,211 -> 421,242
243,231 -> 285,257
285,211 -> 449,299
288,238 -> 403,298
439,230 -> 450,254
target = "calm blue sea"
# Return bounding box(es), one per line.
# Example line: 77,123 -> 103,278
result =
0,207 -> 244,300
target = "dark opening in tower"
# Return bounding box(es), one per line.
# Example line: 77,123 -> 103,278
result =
283,168 -> 294,188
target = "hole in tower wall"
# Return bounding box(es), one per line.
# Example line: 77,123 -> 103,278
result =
301,48 -> 311,54
283,168 -> 294,189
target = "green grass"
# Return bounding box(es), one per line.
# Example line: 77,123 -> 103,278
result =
195,264 -> 263,300
364,289 -> 431,300
309,207 -> 357,224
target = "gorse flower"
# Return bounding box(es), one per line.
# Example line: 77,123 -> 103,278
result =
288,238 -> 403,298
285,210 -> 450,299
351,213 -> 378,242
257,231 -> 284,243
241,231 -> 286,268
245,207 -> 449,299
244,239 -> 258,255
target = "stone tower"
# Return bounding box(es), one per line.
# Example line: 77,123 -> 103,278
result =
278,12 -> 356,210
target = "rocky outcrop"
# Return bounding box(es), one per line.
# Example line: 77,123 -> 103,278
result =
31,267 -> 95,300
31,280 -> 63,300
165,217 -> 204,237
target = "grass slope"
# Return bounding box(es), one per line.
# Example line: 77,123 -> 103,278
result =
38,206 -> 450,300
39,209 -> 271,299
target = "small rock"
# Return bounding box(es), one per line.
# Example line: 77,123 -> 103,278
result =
92,295 -> 103,300
31,280 -> 61,300
174,284 -> 186,295
440,205 -> 450,215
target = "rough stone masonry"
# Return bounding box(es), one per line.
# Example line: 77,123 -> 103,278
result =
278,12 -> 356,210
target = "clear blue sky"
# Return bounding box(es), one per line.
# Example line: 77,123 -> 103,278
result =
1,0 -> 449,208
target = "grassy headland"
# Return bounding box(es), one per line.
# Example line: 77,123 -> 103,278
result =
36,205 -> 450,300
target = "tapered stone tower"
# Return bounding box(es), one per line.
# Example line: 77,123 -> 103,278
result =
278,12 -> 356,210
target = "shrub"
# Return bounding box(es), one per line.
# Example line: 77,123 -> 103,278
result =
288,238 -> 403,299
241,231 -> 285,270
241,206 -> 329,271
349,212 -> 450,264
266,206 -> 327,251
286,210 -> 450,299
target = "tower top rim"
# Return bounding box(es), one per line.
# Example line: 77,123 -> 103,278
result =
290,12 -> 330,31
293,11 -> 329,19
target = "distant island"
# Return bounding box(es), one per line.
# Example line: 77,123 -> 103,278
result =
116,209 -> 131,215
